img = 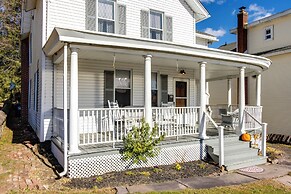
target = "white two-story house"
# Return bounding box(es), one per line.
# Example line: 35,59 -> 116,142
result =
21,0 -> 271,178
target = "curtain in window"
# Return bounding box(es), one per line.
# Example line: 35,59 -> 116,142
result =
115,70 -> 130,88
150,11 -> 162,29
98,0 -> 114,20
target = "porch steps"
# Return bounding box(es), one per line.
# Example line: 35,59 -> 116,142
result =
205,136 -> 267,171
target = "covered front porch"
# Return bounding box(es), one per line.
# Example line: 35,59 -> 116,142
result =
44,28 -> 271,177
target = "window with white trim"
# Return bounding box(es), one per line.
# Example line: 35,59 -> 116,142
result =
150,11 -> 163,40
141,9 -> 173,41
265,26 -> 273,40
85,0 -> 126,35
104,70 -> 131,107
98,0 -> 115,33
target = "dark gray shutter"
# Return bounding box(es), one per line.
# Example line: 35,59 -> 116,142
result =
161,74 -> 168,103
140,10 -> 149,38
165,16 -> 173,41
86,0 -> 96,31
117,4 -> 126,35
104,71 -> 114,107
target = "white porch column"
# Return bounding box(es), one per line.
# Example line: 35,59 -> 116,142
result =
239,67 -> 246,134
199,62 -> 208,139
144,55 -> 152,127
256,74 -> 262,106
227,79 -> 232,111
69,47 -> 80,154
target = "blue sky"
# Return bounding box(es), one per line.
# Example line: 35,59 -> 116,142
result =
196,0 -> 291,48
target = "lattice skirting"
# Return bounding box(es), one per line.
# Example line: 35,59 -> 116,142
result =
68,142 -> 207,178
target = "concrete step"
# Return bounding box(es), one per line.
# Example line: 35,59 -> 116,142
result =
206,137 -> 266,171
224,150 -> 260,164
226,157 -> 267,171
208,141 -> 250,153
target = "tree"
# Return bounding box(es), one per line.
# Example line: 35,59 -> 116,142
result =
0,0 -> 21,102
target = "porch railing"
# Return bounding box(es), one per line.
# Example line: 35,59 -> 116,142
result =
78,107 -> 200,146
78,107 -> 145,145
245,106 -> 262,130
152,107 -> 200,137
209,104 -> 262,130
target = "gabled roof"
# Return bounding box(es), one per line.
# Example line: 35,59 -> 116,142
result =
185,0 -> 210,22
231,8 -> 291,34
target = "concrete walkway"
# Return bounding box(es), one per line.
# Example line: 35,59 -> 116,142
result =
116,164 -> 291,193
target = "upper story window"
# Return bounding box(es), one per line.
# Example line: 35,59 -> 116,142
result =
150,11 -> 163,40
141,9 -> 173,41
98,0 -> 115,33
265,26 -> 273,40
86,0 -> 126,35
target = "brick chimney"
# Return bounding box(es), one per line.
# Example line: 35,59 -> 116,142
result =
237,6 -> 248,53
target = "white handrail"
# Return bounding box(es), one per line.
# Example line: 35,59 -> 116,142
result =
244,110 -> 267,157
204,110 -> 225,167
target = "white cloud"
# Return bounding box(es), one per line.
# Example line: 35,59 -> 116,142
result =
200,0 -> 226,4
204,27 -> 226,37
217,0 -> 226,5
232,9 -> 236,15
200,0 -> 215,3
248,4 -> 274,21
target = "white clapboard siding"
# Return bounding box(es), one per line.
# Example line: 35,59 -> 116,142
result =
53,59 -> 198,109
47,0 -> 195,46
47,0 -> 85,36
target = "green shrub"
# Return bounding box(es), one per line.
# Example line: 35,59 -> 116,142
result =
122,119 -> 164,164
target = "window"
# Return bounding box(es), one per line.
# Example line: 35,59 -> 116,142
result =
141,10 -> 172,41
98,0 -> 115,33
265,26 -> 273,40
104,70 -> 131,107
150,11 -> 163,40
151,73 -> 158,107
85,0 -> 126,35
115,70 -> 131,107
33,70 -> 39,112
29,33 -> 32,64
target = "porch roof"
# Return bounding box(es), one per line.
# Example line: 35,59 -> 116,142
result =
43,28 -> 271,81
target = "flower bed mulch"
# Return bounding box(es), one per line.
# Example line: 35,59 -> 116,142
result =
66,160 -> 220,189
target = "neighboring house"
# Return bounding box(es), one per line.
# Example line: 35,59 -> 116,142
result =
213,7 -> 291,137
20,0 -> 271,178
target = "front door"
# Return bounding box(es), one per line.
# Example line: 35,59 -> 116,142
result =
175,80 -> 188,107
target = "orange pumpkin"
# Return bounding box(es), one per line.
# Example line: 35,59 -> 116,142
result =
241,133 -> 251,141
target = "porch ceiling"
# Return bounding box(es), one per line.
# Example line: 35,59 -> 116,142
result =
43,28 -> 272,81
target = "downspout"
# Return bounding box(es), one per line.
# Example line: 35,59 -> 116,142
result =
59,43 -> 68,177
40,0 -> 47,141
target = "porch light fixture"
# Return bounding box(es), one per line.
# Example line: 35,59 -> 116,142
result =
180,70 -> 186,75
